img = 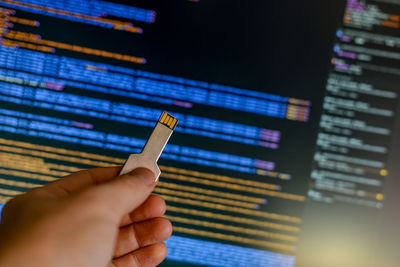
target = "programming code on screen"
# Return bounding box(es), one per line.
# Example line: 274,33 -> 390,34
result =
309,0 -> 400,208
296,1 -> 400,265
0,1 -> 312,266
0,0 -> 399,266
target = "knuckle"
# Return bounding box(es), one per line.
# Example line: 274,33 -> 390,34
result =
129,253 -> 142,267
130,224 -> 141,247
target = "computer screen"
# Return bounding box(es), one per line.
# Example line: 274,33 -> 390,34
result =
0,0 -> 399,266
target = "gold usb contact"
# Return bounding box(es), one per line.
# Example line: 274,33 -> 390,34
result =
159,112 -> 178,130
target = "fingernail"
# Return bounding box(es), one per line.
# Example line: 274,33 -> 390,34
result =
131,168 -> 155,186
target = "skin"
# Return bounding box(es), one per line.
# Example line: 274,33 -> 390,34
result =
0,167 -> 173,267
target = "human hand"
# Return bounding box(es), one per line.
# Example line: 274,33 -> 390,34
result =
0,167 -> 172,267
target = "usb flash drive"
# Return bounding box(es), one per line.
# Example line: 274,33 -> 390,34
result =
119,111 -> 178,181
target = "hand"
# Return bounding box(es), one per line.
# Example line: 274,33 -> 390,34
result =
0,167 -> 172,267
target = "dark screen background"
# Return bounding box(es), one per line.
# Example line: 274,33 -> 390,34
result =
4,0 -> 400,266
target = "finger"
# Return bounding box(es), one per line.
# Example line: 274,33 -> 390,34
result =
111,242 -> 167,267
41,167 -> 121,197
82,168 -> 156,221
114,217 -> 172,258
120,194 -> 166,227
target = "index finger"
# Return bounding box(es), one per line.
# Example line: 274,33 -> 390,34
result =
41,166 -> 121,197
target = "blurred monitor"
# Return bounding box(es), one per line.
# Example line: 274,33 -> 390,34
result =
0,0 -> 399,266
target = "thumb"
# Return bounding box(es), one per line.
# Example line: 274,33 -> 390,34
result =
83,168 -> 156,220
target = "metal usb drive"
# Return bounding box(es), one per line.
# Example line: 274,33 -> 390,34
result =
119,111 -> 178,181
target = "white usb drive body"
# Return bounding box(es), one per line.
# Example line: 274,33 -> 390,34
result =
119,111 -> 178,180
